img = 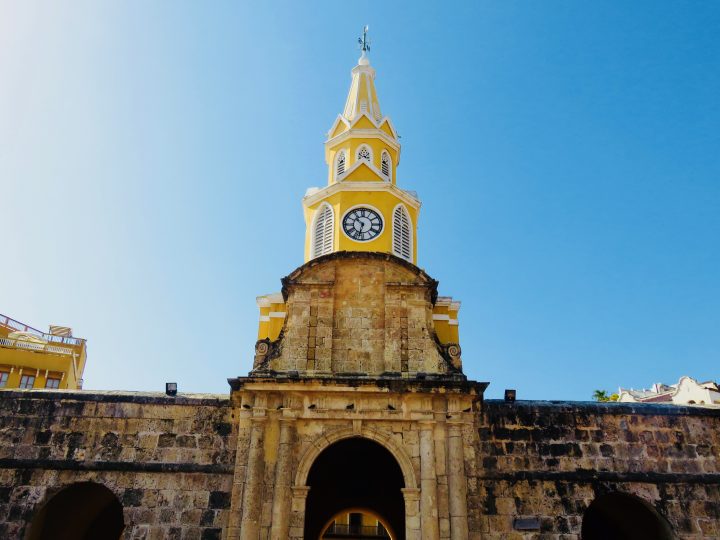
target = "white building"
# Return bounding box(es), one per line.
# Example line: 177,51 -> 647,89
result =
618,376 -> 720,406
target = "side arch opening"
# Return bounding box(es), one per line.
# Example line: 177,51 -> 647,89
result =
304,437 -> 405,540
27,481 -> 124,540
582,492 -> 675,540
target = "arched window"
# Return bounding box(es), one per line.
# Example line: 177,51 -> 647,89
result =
336,151 -> 346,178
312,203 -> 334,259
392,205 -> 412,261
357,145 -> 371,163
381,151 -> 391,179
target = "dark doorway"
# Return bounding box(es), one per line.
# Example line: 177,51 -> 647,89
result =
304,437 -> 405,540
27,482 -> 125,540
582,492 -> 674,540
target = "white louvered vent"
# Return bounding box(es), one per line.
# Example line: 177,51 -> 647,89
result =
312,204 -> 334,259
392,205 -> 412,261
381,152 -> 391,178
336,151 -> 346,177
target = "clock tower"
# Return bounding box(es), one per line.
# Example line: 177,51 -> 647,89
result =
302,42 -> 420,264
234,31 -> 482,540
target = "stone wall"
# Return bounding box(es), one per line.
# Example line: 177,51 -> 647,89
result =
1,389 -> 718,540
0,390 -> 236,540
472,400 -> 720,539
253,253 -> 457,377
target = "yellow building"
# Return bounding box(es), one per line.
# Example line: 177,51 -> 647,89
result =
0,313 -> 87,390
258,43 -> 460,348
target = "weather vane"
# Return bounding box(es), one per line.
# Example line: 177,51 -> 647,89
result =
358,25 -> 370,53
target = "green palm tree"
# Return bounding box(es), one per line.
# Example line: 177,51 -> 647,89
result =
593,389 -> 609,402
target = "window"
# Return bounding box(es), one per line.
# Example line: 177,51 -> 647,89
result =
19,375 -> 35,389
46,378 -> 61,389
381,151 -> 391,178
312,203 -> 334,259
336,151 -> 346,178
357,146 -> 371,163
0,372 -> 8,388
392,205 -> 412,261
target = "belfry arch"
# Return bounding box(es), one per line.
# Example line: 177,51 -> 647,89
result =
26,481 -> 124,540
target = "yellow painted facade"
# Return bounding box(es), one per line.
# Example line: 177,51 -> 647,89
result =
256,50 -> 461,347
0,314 -> 86,390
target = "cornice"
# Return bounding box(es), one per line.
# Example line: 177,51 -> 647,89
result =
302,181 -> 422,210
325,128 -> 401,156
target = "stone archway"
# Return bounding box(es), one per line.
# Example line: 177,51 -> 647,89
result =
304,437 -> 405,540
582,492 -> 675,540
294,427 -> 420,540
294,427 -> 418,490
26,481 -> 124,540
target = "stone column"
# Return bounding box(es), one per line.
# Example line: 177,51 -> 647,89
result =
289,486 -> 311,539
270,418 -> 295,540
446,422 -> 468,540
402,487 -> 421,540
419,421 -> 440,539
240,416 -> 267,540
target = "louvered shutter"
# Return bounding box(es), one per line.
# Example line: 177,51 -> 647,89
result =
392,206 -> 412,261
312,204 -> 334,259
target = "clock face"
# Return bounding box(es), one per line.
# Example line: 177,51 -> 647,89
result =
342,207 -> 383,241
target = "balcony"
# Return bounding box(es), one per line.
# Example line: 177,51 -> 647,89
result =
0,314 -> 85,347
323,523 -> 390,538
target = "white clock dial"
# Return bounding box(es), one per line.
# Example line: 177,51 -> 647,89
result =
342,207 -> 383,241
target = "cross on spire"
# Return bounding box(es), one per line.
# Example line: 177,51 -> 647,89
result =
358,25 -> 370,53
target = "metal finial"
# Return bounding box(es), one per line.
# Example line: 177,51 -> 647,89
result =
358,25 -> 370,53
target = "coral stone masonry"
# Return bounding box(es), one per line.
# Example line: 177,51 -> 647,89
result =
0,389 -> 718,538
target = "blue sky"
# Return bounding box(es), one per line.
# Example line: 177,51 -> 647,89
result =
1,1 -> 718,400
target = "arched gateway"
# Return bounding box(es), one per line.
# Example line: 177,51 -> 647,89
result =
303,437 -> 405,539
26,481 -> 124,540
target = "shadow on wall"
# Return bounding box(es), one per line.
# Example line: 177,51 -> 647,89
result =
582,492 -> 675,540
26,481 -> 124,540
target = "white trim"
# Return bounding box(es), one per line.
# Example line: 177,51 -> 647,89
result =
340,203 -> 386,243
269,312 -> 287,319
259,316 -> 271,322
303,182 -> 421,211
432,314 -> 450,321
257,292 -> 285,307
448,319 -> 459,326
450,302 -> 461,312
336,156 -> 385,183
326,126 -> 400,154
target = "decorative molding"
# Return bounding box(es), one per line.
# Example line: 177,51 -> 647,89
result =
303,182 -> 421,211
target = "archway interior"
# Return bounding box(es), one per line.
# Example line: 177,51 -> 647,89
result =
321,509 -> 391,538
305,437 -> 405,540
27,482 -> 124,540
582,492 -> 674,540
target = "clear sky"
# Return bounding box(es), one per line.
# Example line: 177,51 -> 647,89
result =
1,1 -> 718,400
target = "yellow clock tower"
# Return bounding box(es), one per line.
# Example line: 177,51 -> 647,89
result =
302,33 -> 419,264
255,30 -> 460,351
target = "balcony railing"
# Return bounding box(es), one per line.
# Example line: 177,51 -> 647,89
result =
0,314 -> 84,346
0,336 -> 74,356
324,523 -> 390,538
